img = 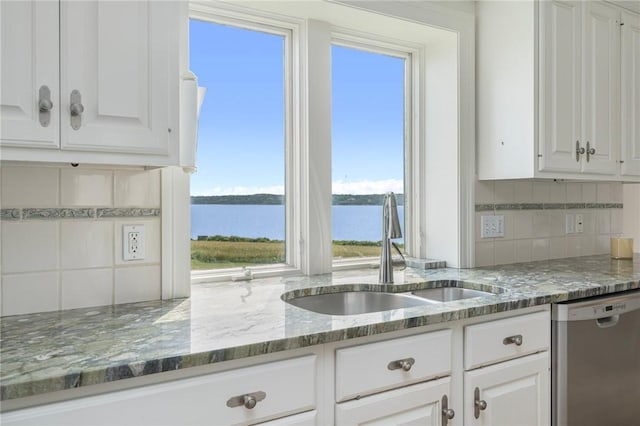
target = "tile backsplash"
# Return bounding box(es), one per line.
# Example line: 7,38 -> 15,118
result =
0,165 -> 161,316
474,180 -> 627,267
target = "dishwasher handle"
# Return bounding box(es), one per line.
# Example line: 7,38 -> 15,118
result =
596,315 -> 620,328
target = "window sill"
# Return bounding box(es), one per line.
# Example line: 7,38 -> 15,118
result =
191,264 -> 301,284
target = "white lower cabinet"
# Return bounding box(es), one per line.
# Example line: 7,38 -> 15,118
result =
463,352 -> 550,426
333,330 -> 454,426
335,377 -> 452,426
1,308 -> 552,426
1,355 -> 318,426
463,312 -> 550,426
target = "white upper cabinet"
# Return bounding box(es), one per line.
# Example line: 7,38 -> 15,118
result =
478,0 -> 639,182
0,1 -> 59,148
621,10 -> 640,176
0,0 -> 187,168
538,0 -> 582,174
60,1 -> 170,156
580,1 -> 620,175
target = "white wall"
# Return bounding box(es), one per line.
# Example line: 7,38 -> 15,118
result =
623,184 -> 640,244
474,180 -> 626,266
0,165 -> 162,316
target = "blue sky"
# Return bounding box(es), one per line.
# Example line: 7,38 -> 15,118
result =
189,19 -> 404,196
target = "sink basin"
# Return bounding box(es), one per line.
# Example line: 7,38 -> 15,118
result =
412,287 -> 494,302
284,291 -> 430,315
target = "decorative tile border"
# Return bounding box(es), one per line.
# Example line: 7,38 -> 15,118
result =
97,208 -> 160,218
23,208 -> 94,219
0,208 -> 160,220
476,203 -> 623,212
0,209 -> 20,220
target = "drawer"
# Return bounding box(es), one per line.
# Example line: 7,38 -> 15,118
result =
464,311 -> 550,370
335,330 -> 452,402
1,355 -> 317,426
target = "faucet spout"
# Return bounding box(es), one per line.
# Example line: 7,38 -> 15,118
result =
379,192 -> 403,284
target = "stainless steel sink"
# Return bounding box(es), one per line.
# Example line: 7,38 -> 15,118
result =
284,291 -> 430,315
411,287 -> 495,302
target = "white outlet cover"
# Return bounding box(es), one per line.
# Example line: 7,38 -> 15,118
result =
480,215 -> 505,238
575,214 -> 584,233
123,224 -> 145,261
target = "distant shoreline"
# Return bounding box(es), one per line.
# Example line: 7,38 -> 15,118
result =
191,193 -> 405,206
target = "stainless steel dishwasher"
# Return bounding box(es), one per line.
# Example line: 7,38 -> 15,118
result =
552,289 -> 640,426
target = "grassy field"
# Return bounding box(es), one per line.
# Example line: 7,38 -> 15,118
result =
191,239 -> 383,270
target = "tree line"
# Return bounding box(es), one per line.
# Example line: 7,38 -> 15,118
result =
191,193 -> 405,206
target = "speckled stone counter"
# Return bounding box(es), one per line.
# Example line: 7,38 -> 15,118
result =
1,255 -> 639,402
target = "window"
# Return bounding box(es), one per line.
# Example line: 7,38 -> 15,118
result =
189,18 -> 291,273
331,43 -> 407,263
184,1 -> 468,284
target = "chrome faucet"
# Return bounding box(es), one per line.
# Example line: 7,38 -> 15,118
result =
379,192 -> 404,284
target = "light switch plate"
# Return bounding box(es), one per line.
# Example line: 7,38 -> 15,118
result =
480,215 -> 505,238
565,214 -> 575,234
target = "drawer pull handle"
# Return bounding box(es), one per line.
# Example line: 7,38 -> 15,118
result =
226,391 -> 266,409
441,395 -> 455,426
503,334 -> 523,346
387,357 -> 415,372
474,387 -> 487,419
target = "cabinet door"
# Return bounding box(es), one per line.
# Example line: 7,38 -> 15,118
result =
539,1 -> 582,173
621,10 -> 640,177
464,352 -> 549,426
335,377 -> 452,426
60,0 -> 170,155
0,0 -> 59,148
581,1 -> 620,175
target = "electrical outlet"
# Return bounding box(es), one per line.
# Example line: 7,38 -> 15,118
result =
480,215 -> 505,238
565,214 -> 575,234
575,214 -> 584,233
123,224 -> 145,261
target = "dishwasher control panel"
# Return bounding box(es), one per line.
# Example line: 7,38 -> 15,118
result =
552,290 -> 640,322
592,301 -> 626,317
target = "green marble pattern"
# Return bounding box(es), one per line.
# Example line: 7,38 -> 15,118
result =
1,254 -> 638,401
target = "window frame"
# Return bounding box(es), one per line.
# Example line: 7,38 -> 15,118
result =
329,31 -> 422,270
188,5 -> 303,282
176,0 -> 476,287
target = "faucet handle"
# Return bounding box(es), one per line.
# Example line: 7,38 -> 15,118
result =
386,192 -> 402,239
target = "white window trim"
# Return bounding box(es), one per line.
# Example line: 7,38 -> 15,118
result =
162,0 -> 476,291
187,3 -> 305,282
330,29 -> 423,269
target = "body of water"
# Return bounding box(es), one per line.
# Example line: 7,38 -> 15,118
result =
191,204 -> 405,242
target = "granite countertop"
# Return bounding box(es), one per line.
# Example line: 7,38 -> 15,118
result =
1,254 -> 639,402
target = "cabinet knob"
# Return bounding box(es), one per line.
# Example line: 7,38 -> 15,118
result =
387,357 -> 415,372
39,98 -> 53,112
503,334 -> 523,346
69,89 -> 84,130
586,141 -> 596,162
474,387 -> 487,419
226,391 -> 266,410
575,140 -> 585,162
38,85 -> 53,127
441,395 -> 455,426
243,395 -> 257,409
